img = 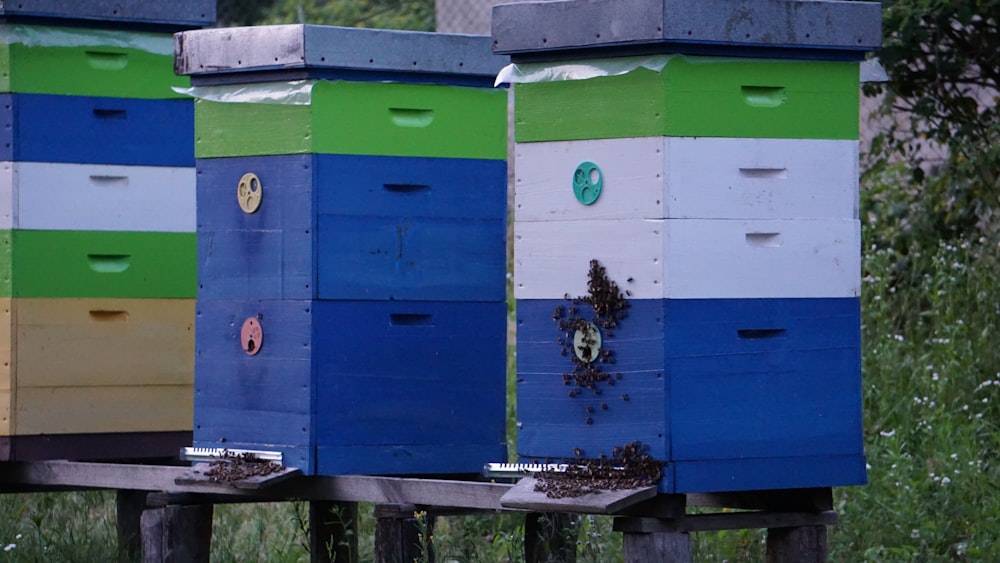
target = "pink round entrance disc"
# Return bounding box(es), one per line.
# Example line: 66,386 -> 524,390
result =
240,317 -> 263,356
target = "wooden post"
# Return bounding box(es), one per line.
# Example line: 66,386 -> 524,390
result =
310,500 -> 358,563
623,530 -> 692,563
140,504 -> 213,563
116,489 -> 146,562
373,503 -> 433,563
524,512 -> 578,563
766,525 -> 828,563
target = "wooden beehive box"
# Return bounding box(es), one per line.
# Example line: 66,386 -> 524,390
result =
495,0 -> 880,493
176,25 -> 510,475
0,0 -> 212,460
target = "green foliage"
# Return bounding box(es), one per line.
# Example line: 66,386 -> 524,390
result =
260,0 -> 434,30
865,0 -> 1000,242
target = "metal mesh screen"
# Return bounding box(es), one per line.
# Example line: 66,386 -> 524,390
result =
434,0 -> 506,34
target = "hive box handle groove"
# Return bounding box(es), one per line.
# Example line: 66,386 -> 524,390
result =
87,254 -> 131,273
745,232 -> 782,247
93,108 -> 127,119
390,313 -> 433,326
89,175 -> 129,187
384,183 -> 430,193
89,310 -> 128,322
85,50 -> 129,71
737,328 -> 787,339
388,108 -> 434,128
738,167 -> 788,179
741,86 -> 787,108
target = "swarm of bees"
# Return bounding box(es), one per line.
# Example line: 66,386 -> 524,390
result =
533,441 -> 664,498
203,451 -> 284,483
552,259 -> 632,423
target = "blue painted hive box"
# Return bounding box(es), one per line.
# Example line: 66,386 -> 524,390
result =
176,25 -> 510,475
494,0 -> 880,493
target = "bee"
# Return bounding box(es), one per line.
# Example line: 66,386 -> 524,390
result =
622,393 -> 630,402
585,405 -> 594,413
560,348 -> 567,356
573,448 -> 584,457
584,417 -> 593,425
601,402 -> 608,410
625,290 -> 632,297
627,277 -> 634,283
615,372 -> 623,380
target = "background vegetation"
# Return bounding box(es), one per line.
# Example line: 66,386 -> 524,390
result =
2,0 -> 999,561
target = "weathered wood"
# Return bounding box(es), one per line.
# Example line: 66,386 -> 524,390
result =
374,503 -> 433,563
0,461 -> 513,509
140,504 -> 213,563
175,463 -> 301,489
501,477 -> 657,514
310,501 -> 358,563
766,525 -> 829,563
116,490 -> 147,562
623,530 -> 692,563
524,512 -> 577,563
613,511 -> 837,533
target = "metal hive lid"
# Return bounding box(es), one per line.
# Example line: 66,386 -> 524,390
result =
175,24 -> 509,85
491,0 -> 882,61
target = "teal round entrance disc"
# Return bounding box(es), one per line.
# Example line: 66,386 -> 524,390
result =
573,161 -> 603,205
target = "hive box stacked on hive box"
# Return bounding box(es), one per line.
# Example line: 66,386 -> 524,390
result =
495,0 -> 881,493
0,0 -> 214,461
176,25 -> 510,475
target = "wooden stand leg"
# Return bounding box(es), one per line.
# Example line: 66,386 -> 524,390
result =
623,530 -> 692,563
310,500 -> 358,563
766,525 -> 828,563
524,512 -> 578,563
116,490 -> 147,562
373,503 -> 434,563
140,504 -> 213,563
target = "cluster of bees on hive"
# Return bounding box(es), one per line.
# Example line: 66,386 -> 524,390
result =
551,259 -> 632,424
535,260 -> 664,498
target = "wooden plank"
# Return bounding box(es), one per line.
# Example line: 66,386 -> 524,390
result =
141,504 -> 213,563
613,511 -> 837,533
15,298 -> 194,388
514,57 -> 859,143
5,94 -> 194,166
373,503 -> 429,563
13,163 -> 195,232
513,218 -> 861,300
174,463 -> 301,489
514,138 -> 859,222
7,230 -> 197,298
623,531 -> 692,563
15,384 -> 192,435
500,477 -> 657,514
766,525 -> 828,563
195,80 -> 506,160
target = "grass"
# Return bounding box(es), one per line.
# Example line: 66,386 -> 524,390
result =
3,179 -> 1000,561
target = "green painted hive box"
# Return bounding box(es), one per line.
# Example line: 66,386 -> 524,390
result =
0,230 -> 196,298
513,55 -> 860,143
193,79 -> 507,160
0,24 -> 188,98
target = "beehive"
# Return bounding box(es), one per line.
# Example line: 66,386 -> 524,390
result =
0,0 -> 213,460
176,25 -> 510,475
495,0 -> 881,493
